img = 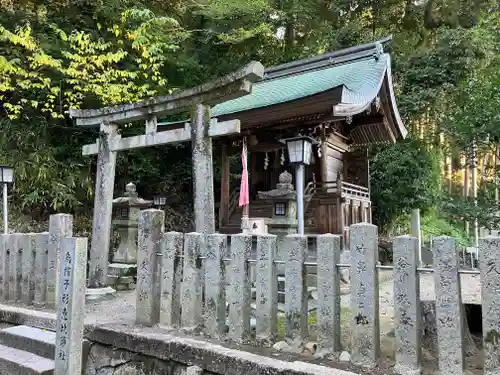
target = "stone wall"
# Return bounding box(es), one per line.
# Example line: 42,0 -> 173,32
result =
83,324 -> 356,375
85,342 -> 215,375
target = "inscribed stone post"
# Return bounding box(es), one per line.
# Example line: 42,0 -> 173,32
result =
284,234 -> 308,344
255,234 -> 278,343
20,234 -> 35,304
350,223 -> 380,367
479,236 -> 500,374
2,234 -> 13,302
191,104 -> 215,234
204,233 -> 227,337
34,232 -> 49,306
160,232 -> 183,327
54,237 -> 87,375
432,236 -> 465,375
0,234 -> 6,301
393,236 -> 421,375
181,232 -> 204,328
228,234 -> 252,342
136,209 -> 164,326
88,123 -> 119,288
6,234 -> 20,302
316,234 -> 342,352
48,214 -> 73,309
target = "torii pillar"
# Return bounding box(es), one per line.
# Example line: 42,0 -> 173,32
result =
191,103 -> 215,234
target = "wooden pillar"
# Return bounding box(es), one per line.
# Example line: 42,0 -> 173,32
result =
219,144 -> 230,227
251,151 -> 257,193
320,140 -> 328,191
352,201 -> 359,224
336,172 -> 344,234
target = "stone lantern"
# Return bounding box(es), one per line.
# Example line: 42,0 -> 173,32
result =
258,170 -> 312,254
108,182 -> 153,290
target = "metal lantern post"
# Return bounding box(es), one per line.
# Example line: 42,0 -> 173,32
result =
0,165 -> 14,234
280,136 -> 317,235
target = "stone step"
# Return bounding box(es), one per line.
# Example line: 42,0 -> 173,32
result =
0,326 -> 56,360
0,344 -> 54,374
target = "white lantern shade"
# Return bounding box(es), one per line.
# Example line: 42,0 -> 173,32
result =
0,165 -> 13,184
281,136 -> 316,165
154,195 -> 166,206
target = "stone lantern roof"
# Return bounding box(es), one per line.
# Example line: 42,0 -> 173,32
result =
112,182 -> 153,207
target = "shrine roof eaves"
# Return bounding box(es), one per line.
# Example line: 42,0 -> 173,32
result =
212,51 -> 389,117
207,36 -> 407,139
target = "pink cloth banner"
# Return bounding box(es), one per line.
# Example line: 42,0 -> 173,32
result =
239,138 -> 249,207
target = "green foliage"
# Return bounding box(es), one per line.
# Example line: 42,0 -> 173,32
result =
0,0 -> 497,232
369,138 -> 441,233
437,12 -> 500,148
394,211 -> 471,245
0,7 -> 189,217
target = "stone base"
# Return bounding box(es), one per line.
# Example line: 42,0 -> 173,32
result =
85,287 -> 116,301
108,263 -> 137,291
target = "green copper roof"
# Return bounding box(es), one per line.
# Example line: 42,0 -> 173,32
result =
211,54 -> 389,117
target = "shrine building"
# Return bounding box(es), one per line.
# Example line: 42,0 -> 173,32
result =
206,38 -> 407,236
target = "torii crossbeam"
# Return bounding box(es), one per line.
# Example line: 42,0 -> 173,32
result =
70,62 -> 264,290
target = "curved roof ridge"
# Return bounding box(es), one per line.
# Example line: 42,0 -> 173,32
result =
263,36 -> 392,81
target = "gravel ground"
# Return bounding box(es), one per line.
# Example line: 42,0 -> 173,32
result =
84,269 -> 482,328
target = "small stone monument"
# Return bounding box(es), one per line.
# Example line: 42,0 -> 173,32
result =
108,182 -> 152,290
258,171 -> 312,257
258,171 -> 298,241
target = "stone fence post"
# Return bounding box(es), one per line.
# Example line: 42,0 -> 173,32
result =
204,233 -> 227,338
285,234 -> 308,345
54,236 -> 87,375
349,223 -> 380,367
136,209 -> 164,326
255,234 -> 278,344
160,231 -> 183,327
479,236 -> 500,375
228,234 -> 252,342
48,214 -> 73,309
316,234 -> 342,353
0,230 -> 51,307
433,236 -> 465,375
181,232 -> 204,328
393,235 -> 421,375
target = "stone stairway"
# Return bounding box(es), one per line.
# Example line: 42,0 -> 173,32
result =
0,325 -> 57,374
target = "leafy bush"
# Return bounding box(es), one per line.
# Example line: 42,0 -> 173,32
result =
393,211 -> 471,246
369,137 -> 441,233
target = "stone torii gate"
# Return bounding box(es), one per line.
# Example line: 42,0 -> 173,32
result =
70,62 -> 264,292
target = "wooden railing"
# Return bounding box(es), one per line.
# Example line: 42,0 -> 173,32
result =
341,181 -> 370,200
312,179 -> 369,201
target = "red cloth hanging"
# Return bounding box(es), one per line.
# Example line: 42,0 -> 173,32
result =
239,138 -> 249,207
